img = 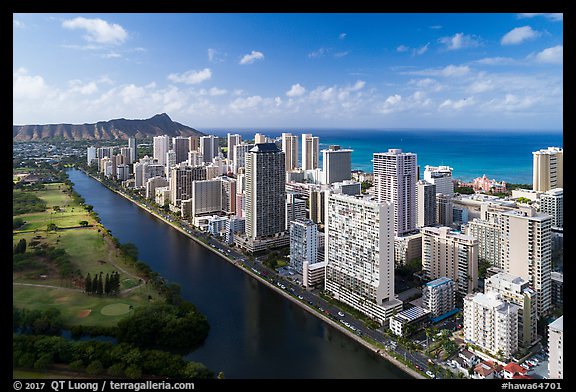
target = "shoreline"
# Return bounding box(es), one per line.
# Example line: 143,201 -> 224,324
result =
78,168 -> 424,380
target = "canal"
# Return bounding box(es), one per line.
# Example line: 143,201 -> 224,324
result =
67,169 -> 411,379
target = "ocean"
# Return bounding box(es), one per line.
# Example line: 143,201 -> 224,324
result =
205,129 -> 563,184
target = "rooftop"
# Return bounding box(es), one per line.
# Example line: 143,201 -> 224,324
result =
249,143 -> 281,153
394,306 -> 430,322
426,276 -> 454,288
549,315 -> 563,332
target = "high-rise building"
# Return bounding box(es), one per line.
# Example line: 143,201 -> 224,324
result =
485,272 -> 538,349
233,143 -> 255,174
322,145 -> 352,185
165,150 -> 176,178
128,137 -> 137,163
539,188 -> 563,229
281,133 -> 299,171
374,149 -> 417,237
465,215 -> 502,267
237,143 -> 286,252
424,165 -> 454,195
227,133 -> 242,163
190,179 -> 223,218
153,135 -> 170,166
188,150 -> 203,167
417,180 -> 436,228
436,193 -> 453,227
533,147 -> 563,192
422,277 -> 456,320
302,133 -> 319,170
189,136 -> 200,152
87,146 -> 97,166
324,192 -> 402,325
286,193 -> 307,230
220,176 -> 237,215
421,226 -> 478,296
548,316 -> 563,379
499,207 -> 552,316
169,165 -> 207,207
254,133 -> 267,144
464,291 -> 519,359
200,135 -> 219,163
309,187 -> 328,225
145,176 -> 169,200
172,136 -> 190,165
290,218 -> 318,273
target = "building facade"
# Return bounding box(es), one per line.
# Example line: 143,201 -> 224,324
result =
281,133 -> 299,171
322,145 -> 352,185
539,188 -> 563,229
422,277 -> 456,320
153,135 -> 170,166
423,165 -> 454,195
290,219 -> 318,274
548,316 -> 563,379
417,179 -> 436,228
302,133 -> 319,170
533,147 -> 563,192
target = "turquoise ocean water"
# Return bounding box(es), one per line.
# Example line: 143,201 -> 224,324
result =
207,129 -> 563,184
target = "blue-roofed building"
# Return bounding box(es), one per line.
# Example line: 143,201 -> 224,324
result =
422,277 -> 456,322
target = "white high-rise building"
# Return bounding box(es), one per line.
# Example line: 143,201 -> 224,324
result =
169,165 -> 207,207
322,145 -> 352,185
548,316 -> 563,379
464,291 -> 519,359
233,143 -> 255,174
145,176 -> 169,200
290,218 -> 318,273
285,192 -> 306,230
153,135 -> 170,166
281,133 -> 299,171
374,149 -> 418,237
87,146 -> 97,166
200,135 -> 219,163
417,180 -> 436,228
172,136 -> 190,165
465,215 -> 502,267
254,133 -> 267,144
128,137 -> 137,163
188,150 -> 203,167
539,188 -> 563,229
165,150 -> 176,179
302,133 -> 319,170
424,165 -> 454,195
325,192 -> 402,325
227,133 -> 242,163
500,207 -> 552,316
421,226 -> 478,296
533,147 -> 563,192
485,272 -> 538,349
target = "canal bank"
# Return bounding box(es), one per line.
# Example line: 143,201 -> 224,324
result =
72,168 -> 419,379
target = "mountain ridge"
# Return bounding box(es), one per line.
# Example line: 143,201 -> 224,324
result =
13,113 -> 205,141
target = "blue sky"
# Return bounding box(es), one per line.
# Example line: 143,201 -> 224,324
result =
13,13 -> 563,130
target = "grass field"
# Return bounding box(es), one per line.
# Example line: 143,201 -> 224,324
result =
13,284 -> 161,327
13,180 -> 163,328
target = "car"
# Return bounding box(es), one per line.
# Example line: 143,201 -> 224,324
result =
298,295 -> 304,300
426,370 -> 435,378
319,307 -> 324,312
338,311 -> 345,317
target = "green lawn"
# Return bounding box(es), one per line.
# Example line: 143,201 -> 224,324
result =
13,284 -> 162,327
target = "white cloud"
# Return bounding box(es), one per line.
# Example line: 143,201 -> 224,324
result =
239,50 -> 264,65
535,45 -> 563,64
168,68 -> 212,85
385,94 -> 402,105
102,52 -> 122,59
229,95 -> 263,111
208,48 -> 225,63
286,83 -> 306,97
467,79 -> 494,94
439,97 -> 475,110
68,80 -> 99,95
208,87 -> 227,96
429,25 -> 442,30
439,33 -> 480,50
349,80 -> 366,91
518,13 -> 563,22
13,68 -> 49,100
396,45 -> 409,53
410,78 -> 443,92
13,19 -> 25,28
475,57 -> 516,65
501,26 -> 540,45
62,17 -> 128,45
414,43 -> 429,56
308,47 -> 327,58
441,65 -> 470,77
334,51 -> 349,58
339,32 -> 347,40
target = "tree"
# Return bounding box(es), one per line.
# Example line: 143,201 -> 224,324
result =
13,217 -> 25,229
14,238 -> 27,254
124,364 -> 142,379
47,223 -> 58,231
85,273 -> 92,294
97,273 -> 103,295
79,220 -> 89,227
92,275 -> 99,295
104,273 -> 111,295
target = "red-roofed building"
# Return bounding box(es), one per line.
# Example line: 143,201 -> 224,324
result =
503,362 -> 528,379
512,374 -> 533,380
473,360 -> 504,379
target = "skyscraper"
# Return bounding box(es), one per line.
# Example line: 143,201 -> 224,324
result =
172,136 -> 190,165
424,165 -> 454,195
238,143 -> 286,252
290,218 -> 318,274
128,137 -> 137,163
281,133 -> 299,171
417,179 -> 436,228
302,133 -> 319,170
548,316 -> 563,379
533,147 -> 563,192
322,145 -> 352,184
153,135 -> 170,166
539,188 -> 563,229
200,135 -> 219,163
227,133 -> 242,162
373,148 -> 417,236
324,192 -> 402,325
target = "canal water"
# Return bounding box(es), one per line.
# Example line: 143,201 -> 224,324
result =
67,169 -> 411,379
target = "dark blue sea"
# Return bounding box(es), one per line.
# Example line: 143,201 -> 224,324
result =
205,129 -> 563,184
